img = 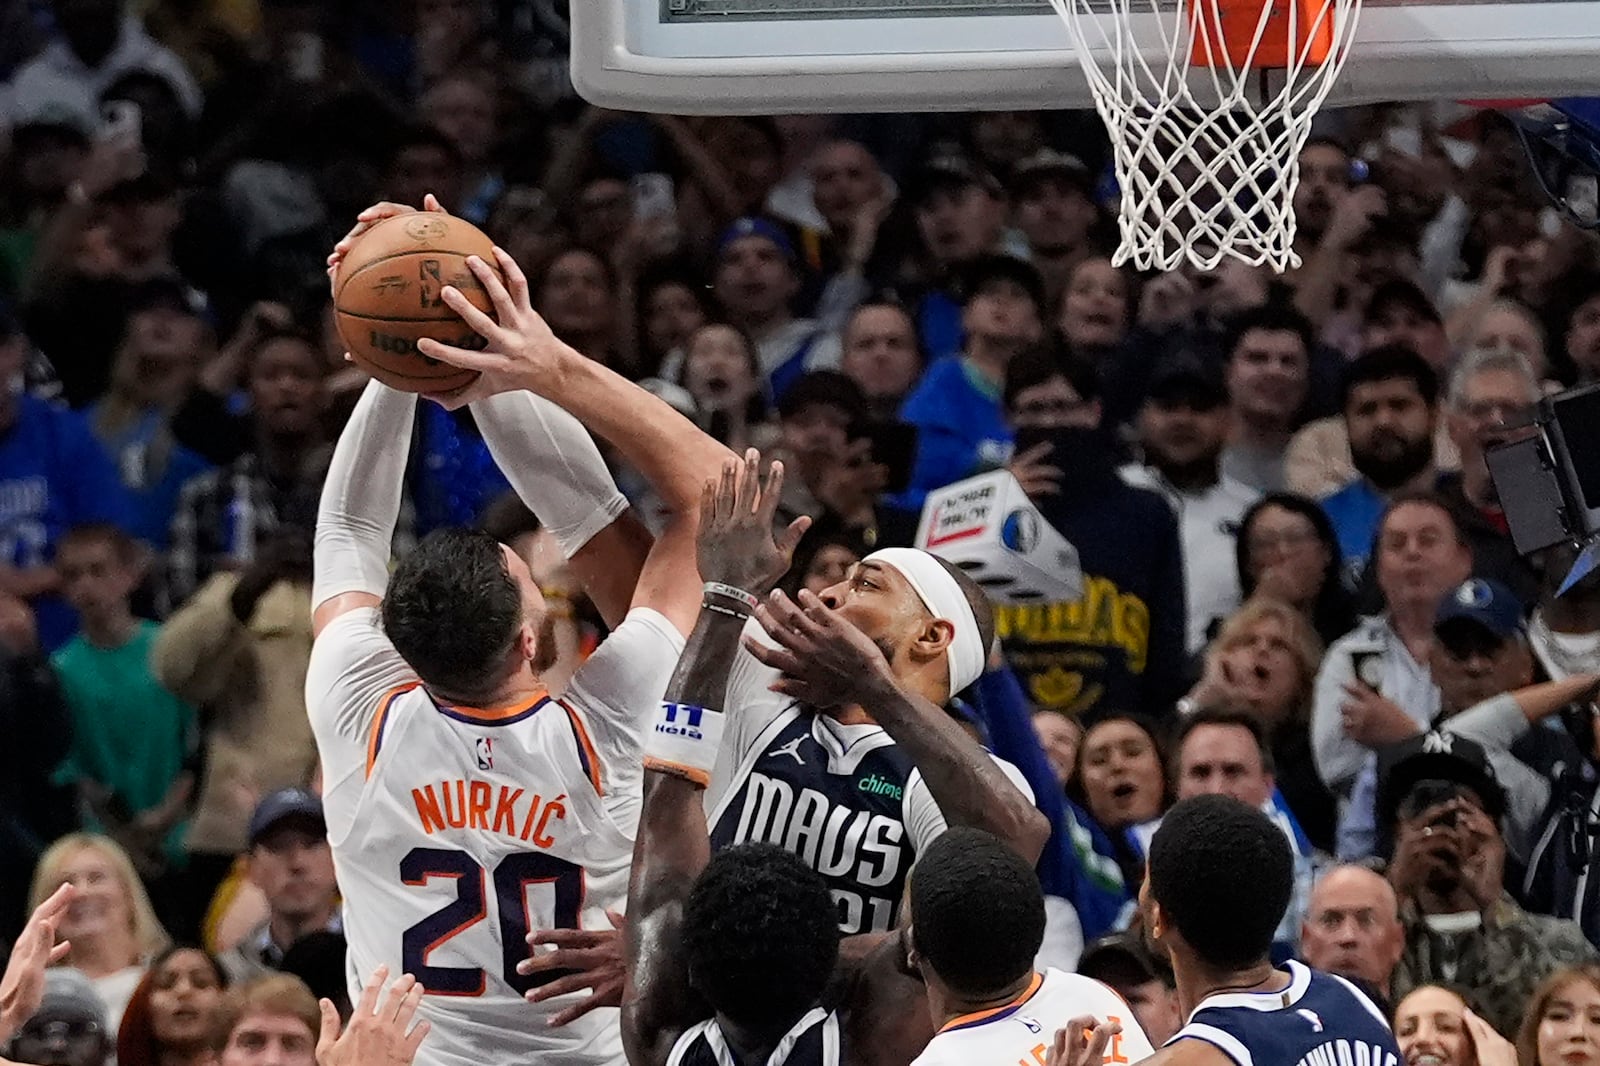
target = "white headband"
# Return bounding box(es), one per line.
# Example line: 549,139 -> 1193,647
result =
864,547 -> 986,696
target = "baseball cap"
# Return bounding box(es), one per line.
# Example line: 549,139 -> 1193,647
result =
29,969 -> 108,1028
776,370 -> 867,425
1433,578 -> 1526,642
1374,730 -> 1507,836
960,254 -> 1047,315
1078,932 -> 1173,988
908,152 -> 1002,206
1145,353 -> 1227,410
1010,149 -> 1095,198
715,217 -> 798,264
1363,279 -> 1442,327
248,788 -> 325,846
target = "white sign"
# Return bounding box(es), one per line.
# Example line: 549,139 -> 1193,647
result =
914,471 -> 1083,605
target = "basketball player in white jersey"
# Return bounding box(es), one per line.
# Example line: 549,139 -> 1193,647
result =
312,205 -> 733,1066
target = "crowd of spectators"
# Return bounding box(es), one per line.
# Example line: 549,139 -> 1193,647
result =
5,0 -> 1600,1063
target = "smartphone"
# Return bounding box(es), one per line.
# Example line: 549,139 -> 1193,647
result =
1350,649 -> 1384,691
98,101 -> 141,150
630,173 -> 677,225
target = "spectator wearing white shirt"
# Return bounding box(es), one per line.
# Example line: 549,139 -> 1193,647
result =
1122,353 -> 1259,652
1311,493 -> 1471,795
3,0 -> 201,135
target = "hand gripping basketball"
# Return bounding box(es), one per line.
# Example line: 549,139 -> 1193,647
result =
413,248 -> 564,409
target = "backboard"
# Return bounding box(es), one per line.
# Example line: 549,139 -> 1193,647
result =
571,0 -> 1600,114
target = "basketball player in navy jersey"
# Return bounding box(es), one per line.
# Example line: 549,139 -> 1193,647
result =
622,452 -> 933,1066
1054,795 -> 1402,1066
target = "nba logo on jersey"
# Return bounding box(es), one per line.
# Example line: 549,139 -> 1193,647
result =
475,737 -> 493,770
1298,1010 -> 1323,1033
1019,1015 -> 1042,1034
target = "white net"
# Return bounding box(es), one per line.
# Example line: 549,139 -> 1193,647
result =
1045,0 -> 1362,272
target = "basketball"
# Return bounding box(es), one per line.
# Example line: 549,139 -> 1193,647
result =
333,213 -> 500,394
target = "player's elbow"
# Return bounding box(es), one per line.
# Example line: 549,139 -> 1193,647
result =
1010,803 -> 1052,864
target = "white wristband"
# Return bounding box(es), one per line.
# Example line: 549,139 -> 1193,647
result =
704,582 -> 758,611
643,701 -> 727,788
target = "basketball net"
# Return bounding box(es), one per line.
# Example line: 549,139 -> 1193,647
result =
1046,0 -> 1361,272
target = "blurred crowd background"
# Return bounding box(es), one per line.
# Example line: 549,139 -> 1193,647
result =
4,1 -> 1600,1064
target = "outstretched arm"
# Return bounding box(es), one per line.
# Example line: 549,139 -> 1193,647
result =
312,380 -> 416,637
745,591 -> 1051,863
624,453 -> 808,1066
417,249 -> 733,638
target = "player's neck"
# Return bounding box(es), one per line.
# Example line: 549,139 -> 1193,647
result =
935,970 -> 1038,1027
1175,956 -> 1286,1017
824,702 -> 875,726
716,1009 -> 809,1062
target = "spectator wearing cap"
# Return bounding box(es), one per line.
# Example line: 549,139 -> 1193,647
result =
0,311 -> 131,651
1378,729 -> 1597,1036
24,169 -> 203,411
906,153 -> 1009,362
5,969 -> 111,1066
1076,934 -> 1181,1045
704,216 -> 839,400
1337,577 -> 1576,861
770,371 -> 884,546
1312,494 -> 1468,797
895,255 -> 1045,512
1320,346 -> 1442,581
994,343 -> 1186,719
1218,304 -> 1314,494
164,326 -> 329,611
1300,864 -> 1405,1013
3,0 -> 201,135
1365,280 -> 1452,372
1010,149 -> 1102,310
1121,353 -> 1259,652
152,527 -> 316,926
219,790 -> 339,986
1435,348 -> 1543,606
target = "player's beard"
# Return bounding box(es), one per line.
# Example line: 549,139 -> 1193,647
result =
532,612 -> 561,675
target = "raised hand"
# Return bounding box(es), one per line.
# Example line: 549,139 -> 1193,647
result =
745,588 -> 896,709
517,911 -> 626,1027
316,966 -> 430,1066
327,195 -> 449,293
411,249 -> 565,409
0,883 -> 75,1044
698,450 -> 811,596
1044,1016 -> 1121,1066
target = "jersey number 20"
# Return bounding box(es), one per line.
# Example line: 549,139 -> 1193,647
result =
399,847 -> 583,996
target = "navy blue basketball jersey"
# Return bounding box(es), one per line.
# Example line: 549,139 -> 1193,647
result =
708,709 -> 919,935
1168,961 -> 1401,1066
666,1008 -> 841,1066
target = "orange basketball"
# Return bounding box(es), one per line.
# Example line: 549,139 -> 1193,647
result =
333,213 -> 501,394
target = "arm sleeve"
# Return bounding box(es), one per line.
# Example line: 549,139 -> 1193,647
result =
304,609 -> 419,842
901,756 -> 1035,854
470,390 -> 629,559
313,382 -> 415,607
1312,634 -> 1363,794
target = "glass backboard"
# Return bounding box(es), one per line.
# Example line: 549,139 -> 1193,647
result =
570,0 -> 1600,113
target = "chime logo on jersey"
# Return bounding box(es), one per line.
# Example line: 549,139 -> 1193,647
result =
475,737 -> 493,771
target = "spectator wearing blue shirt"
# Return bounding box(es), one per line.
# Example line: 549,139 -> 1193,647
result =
1321,345 -> 1440,583
0,312 -> 132,650
906,153 -> 1009,362
896,254 -> 1045,511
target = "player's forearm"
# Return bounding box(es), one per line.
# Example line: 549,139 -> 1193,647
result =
869,683 -> 1051,862
623,773 -> 711,1066
537,343 -> 734,516
470,390 -> 629,558
312,381 -> 415,609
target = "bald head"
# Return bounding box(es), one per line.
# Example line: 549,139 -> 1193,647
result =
1301,865 -> 1403,995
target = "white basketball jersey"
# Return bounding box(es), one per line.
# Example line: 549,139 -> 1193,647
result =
911,969 -> 1155,1066
306,606 -> 686,1066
